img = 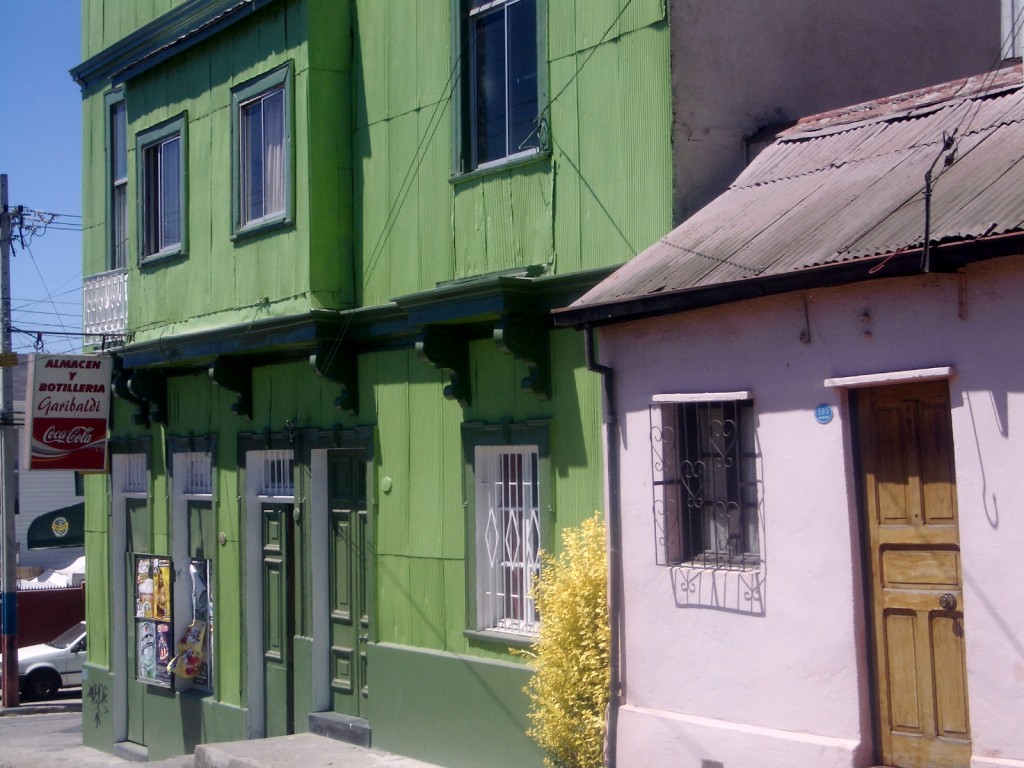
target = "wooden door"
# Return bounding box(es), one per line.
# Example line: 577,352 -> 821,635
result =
262,502 -> 296,737
125,498 -> 150,746
327,449 -> 370,716
856,381 -> 970,768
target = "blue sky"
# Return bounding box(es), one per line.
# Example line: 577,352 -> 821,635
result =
0,0 -> 83,355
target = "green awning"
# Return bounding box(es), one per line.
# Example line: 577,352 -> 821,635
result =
27,503 -> 85,550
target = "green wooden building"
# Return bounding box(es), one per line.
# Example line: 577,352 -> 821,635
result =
72,0 -> 671,764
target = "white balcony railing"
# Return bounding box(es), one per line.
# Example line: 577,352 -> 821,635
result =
83,268 -> 127,346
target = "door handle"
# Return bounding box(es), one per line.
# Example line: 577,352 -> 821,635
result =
358,634 -> 369,643
939,593 -> 957,611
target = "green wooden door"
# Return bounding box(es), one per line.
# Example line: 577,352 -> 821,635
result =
328,449 -> 370,716
125,498 -> 150,746
263,502 -> 296,736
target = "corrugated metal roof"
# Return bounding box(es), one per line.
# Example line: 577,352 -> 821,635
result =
570,63 -> 1024,313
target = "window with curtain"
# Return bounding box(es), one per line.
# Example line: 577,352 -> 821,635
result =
239,87 -> 285,226
232,63 -> 292,235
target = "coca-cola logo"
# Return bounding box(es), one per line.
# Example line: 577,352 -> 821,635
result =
42,425 -> 95,445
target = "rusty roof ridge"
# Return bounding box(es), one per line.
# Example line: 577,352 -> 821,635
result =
781,63 -> 1024,139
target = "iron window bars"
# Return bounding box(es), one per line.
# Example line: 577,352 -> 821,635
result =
650,399 -> 760,569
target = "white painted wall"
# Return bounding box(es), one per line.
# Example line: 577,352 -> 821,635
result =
669,0 -> 1004,222
600,256 -> 1024,768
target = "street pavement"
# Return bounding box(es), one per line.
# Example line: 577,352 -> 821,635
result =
0,695 -> 444,768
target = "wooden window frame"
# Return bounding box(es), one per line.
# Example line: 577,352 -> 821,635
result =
136,113 -> 188,264
452,0 -> 548,176
230,62 -> 294,240
104,89 -> 128,271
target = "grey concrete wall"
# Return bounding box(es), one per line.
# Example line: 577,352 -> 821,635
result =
670,0 -> 1003,222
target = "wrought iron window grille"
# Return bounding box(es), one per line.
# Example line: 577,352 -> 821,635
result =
650,400 -> 760,570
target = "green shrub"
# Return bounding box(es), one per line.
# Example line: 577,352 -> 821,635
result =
519,513 -> 610,768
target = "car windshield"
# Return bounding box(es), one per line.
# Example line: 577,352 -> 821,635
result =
46,622 -> 86,649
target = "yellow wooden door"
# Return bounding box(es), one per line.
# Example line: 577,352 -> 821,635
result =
857,381 -> 970,768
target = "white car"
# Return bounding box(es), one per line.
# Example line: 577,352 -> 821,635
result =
0,621 -> 86,700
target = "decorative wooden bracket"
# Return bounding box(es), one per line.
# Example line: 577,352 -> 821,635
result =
416,326 -> 471,407
494,314 -> 550,400
310,342 -> 359,416
113,367 -> 168,427
209,357 -> 253,420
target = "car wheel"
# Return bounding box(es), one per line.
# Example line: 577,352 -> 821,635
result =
25,669 -> 60,700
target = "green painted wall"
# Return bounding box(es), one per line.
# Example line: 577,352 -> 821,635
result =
79,0 -> 671,763
82,0 -> 190,57
354,0 -> 672,306
370,643 -> 544,768
81,0 -> 353,342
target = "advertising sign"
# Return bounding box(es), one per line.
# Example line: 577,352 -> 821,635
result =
134,556 -> 173,687
24,353 -> 112,471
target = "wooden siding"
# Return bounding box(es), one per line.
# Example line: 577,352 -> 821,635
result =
83,0 -> 189,59
80,0 -> 354,341
354,0 -> 672,307
82,0 -> 670,331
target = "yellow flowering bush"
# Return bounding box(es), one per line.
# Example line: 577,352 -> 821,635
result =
521,513 -> 610,768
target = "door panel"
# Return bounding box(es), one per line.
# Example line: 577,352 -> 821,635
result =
327,449 -> 369,716
263,503 -> 295,737
857,381 -> 970,768
125,498 -> 150,746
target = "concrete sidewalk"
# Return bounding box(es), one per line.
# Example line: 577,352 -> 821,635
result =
0,700 -> 446,768
194,733 -> 444,768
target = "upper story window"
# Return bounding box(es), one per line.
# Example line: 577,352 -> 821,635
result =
106,91 -> 128,270
463,0 -> 541,171
137,113 -> 187,262
231,63 -> 292,237
650,396 -> 760,569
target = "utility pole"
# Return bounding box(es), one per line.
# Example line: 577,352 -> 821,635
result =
0,174 -> 19,708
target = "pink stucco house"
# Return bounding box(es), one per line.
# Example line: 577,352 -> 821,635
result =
556,64 -> 1024,768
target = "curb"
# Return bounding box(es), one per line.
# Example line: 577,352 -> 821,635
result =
0,701 -> 82,717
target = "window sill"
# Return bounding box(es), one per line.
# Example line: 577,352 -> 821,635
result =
464,628 -> 537,648
450,148 -> 551,186
232,214 -> 293,242
669,557 -> 763,573
140,247 -> 186,268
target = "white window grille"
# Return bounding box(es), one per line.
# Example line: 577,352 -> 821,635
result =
258,450 -> 294,497
181,452 -> 213,496
475,445 -> 540,634
117,453 -> 148,494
